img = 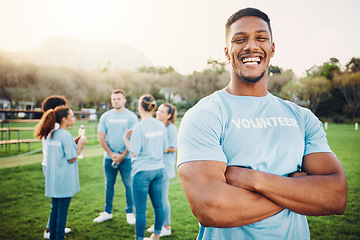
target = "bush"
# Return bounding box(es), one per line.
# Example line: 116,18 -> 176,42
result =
332,115 -> 345,123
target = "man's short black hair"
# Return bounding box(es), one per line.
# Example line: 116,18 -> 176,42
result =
41,95 -> 67,112
225,7 -> 273,42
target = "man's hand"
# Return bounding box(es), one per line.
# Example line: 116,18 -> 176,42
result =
110,151 -> 129,165
224,152 -> 347,216
74,136 -> 81,144
110,152 -> 121,162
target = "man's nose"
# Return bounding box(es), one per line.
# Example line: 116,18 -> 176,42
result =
244,38 -> 258,51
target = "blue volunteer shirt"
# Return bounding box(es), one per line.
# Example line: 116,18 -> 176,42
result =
45,129 -> 79,198
98,109 -> 138,159
177,89 -> 333,240
163,123 -> 178,179
129,118 -> 168,177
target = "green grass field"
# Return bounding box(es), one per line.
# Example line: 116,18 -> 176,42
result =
0,122 -> 359,239
307,123 -> 360,239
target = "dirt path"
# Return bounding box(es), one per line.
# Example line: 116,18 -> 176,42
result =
0,145 -> 104,169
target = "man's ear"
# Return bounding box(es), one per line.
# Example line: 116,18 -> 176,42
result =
270,42 -> 275,58
224,47 -> 231,61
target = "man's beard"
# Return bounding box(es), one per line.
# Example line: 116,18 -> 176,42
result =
231,57 -> 266,84
240,70 -> 265,83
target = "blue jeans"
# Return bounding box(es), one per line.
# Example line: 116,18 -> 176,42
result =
162,177 -> 171,226
133,169 -> 165,240
49,197 -> 72,240
104,158 -> 134,214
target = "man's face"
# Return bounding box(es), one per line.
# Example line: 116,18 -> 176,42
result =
225,16 -> 275,83
111,93 -> 126,110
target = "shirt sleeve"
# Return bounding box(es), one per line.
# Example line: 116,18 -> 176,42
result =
303,108 -> 333,156
177,106 -> 227,168
163,126 -> 169,152
129,124 -> 142,155
62,132 -> 78,161
129,113 -> 139,129
168,124 -> 178,148
97,113 -> 107,133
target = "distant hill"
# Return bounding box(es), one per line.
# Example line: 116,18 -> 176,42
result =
0,35 -> 153,71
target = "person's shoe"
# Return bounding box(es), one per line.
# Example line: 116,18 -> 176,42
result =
44,228 -> 71,239
93,212 -> 113,223
144,234 -> 158,240
147,224 -> 154,233
44,229 -> 50,239
160,226 -> 172,237
126,213 -> 135,225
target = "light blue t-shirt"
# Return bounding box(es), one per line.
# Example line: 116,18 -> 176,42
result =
129,118 -> 168,177
164,123 -> 178,179
98,109 -> 138,159
45,129 -> 79,198
177,89 -> 333,240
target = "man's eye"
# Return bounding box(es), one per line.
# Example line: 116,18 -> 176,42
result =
257,36 -> 268,41
233,38 -> 245,43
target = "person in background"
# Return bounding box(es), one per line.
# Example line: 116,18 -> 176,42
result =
35,106 -> 87,240
177,7 -> 347,240
40,96 -> 72,239
123,95 -> 168,240
93,89 -> 138,224
146,103 -> 178,237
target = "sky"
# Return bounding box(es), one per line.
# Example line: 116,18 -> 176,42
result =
0,0 -> 359,77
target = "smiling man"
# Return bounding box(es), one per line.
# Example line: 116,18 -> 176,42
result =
177,8 -> 347,240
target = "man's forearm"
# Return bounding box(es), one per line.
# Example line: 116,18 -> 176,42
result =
179,161 -> 284,228
253,170 -> 347,215
99,139 -> 114,156
226,154 -> 347,216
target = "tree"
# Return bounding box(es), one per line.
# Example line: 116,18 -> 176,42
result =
345,57 -> 360,73
306,58 -> 340,81
137,65 -> 175,75
268,70 -> 295,97
158,71 -> 185,102
282,76 -> 332,113
298,76 -> 332,113
179,59 -> 229,102
206,59 -> 227,74
333,72 -> 360,118
0,57 -> 22,106
268,65 -> 282,75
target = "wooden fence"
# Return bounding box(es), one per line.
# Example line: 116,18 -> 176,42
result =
0,118 -> 98,152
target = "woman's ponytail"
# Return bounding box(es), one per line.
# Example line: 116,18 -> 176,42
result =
34,109 -> 57,139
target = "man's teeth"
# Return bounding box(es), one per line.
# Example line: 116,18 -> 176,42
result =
242,57 -> 260,64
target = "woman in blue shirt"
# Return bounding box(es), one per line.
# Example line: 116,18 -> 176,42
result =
124,95 -> 168,240
146,103 -> 178,237
35,106 -> 87,240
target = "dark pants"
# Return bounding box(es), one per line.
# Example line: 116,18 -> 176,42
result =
49,197 -> 72,240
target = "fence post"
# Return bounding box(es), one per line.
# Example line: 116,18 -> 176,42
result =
356,122 -> 358,131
